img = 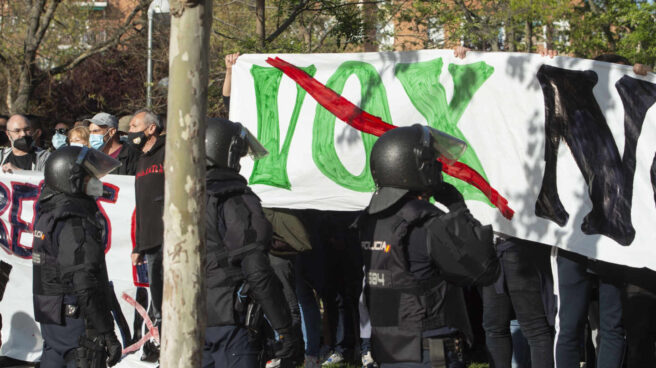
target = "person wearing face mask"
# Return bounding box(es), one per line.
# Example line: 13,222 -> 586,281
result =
0,114 -> 51,173
85,112 -> 140,176
128,108 -> 165,363
32,146 -> 123,367
68,126 -> 90,147
51,122 -> 71,150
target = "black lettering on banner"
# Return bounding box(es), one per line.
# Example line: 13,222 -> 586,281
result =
536,65 -> 656,245
652,154 -> 656,206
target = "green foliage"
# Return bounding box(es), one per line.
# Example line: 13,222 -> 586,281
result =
566,0 -> 656,65
393,0 -> 654,66
207,0 -> 368,116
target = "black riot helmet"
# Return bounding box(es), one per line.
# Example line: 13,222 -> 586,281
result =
44,146 -> 121,195
368,125 -> 467,213
205,118 -> 268,172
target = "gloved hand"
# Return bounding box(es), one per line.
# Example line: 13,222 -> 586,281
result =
103,332 -> 122,366
432,182 -> 465,209
275,327 -> 301,359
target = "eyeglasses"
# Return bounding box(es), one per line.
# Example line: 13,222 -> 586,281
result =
7,128 -> 33,134
53,128 -> 69,135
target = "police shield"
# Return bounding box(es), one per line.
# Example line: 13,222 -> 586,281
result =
424,126 -> 467,165
76,146 -> 121,178
239,125 -> 268,160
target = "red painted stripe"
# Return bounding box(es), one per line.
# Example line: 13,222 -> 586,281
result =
266,57 -> 514,219
121,292 -> 160,355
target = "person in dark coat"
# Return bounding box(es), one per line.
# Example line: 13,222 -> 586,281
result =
357,125 -> 499,368
202,118 -> 299,368
32,146 -> 122,367
85,112 -> 140,175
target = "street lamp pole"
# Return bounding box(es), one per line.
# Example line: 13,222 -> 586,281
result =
147,0 -> 170,108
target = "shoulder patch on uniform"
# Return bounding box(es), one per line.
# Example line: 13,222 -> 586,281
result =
33,230 -> 45,240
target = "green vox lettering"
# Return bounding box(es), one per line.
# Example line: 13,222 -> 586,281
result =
249,58 -> 494,200
312,61 -> 393,192
249,64 -> 317,189
396,58 -> 495,205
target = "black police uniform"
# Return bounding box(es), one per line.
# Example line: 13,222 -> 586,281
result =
203,118 -> 294,368
359,125 -> 499,367
33,187 -> 117,367
359,196 -> 494,366
33,146 -> 122,368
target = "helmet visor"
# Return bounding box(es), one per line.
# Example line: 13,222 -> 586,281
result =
425,127 -> 467,165
76,146 -> 122,178
240,125 -> 269,160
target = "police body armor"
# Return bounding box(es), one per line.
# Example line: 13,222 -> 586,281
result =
205,176 -> 267,326
32,192 -> 106,326
359,198 -> 471,364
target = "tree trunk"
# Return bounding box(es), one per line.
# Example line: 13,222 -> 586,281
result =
363,2 -> 377,51
546,22 -> 555,50
13,66 -> 35,115
525,20 -> 533,52
507,18 -> 516,51
161,0 -> 211,366
12,0 -> 59,114
256,0 -> 265,48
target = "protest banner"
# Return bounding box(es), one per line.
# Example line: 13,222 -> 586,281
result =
0,171 -> 152,366
230,50 -> 656,270
1,49 -> 655,363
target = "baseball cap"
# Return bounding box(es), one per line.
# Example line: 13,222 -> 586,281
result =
85,112 -> 118,129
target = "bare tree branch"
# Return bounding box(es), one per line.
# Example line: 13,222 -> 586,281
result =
266,0 -> 382,42
213,16 -> 244,31
311,23 -> 336,52
0,62 -> 12,112
47,0 -> 149,76
265,0 -> 317,43
34,0 -> 61,46
213,29 -> 245,41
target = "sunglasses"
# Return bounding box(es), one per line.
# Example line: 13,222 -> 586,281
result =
53,128 -> 69,135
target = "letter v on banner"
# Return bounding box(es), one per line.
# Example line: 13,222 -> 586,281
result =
249,64 -> 317,189
266,57 -> 515,219
536,65 -> 656,245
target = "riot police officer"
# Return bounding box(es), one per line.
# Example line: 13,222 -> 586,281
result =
32,146 -> 122,367
357,125 -> 500,368
203,118 -> 299,367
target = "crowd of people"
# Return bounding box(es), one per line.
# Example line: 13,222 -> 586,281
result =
0,47 -> 654,368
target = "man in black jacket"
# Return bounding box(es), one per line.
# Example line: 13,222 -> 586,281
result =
85,112 -> 140,175
203,118 -> 299,368
128,109 -> 165,361
358,125 -> 499,368
32,146 -> 122,367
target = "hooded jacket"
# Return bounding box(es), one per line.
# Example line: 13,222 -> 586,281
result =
133,135 -> 165,253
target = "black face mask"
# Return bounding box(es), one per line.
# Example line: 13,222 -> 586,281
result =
12,136 -> 33,152
127,131 -> 147,150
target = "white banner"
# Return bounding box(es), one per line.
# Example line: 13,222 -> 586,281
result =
0,172 -> 154,366
231,50 -> 656,270
1,49 -> 655,362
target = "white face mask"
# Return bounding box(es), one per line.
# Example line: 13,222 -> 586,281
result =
85,177 -> 104,197
70,142 -> 84,147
